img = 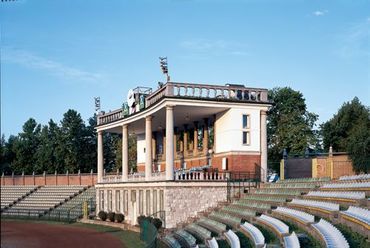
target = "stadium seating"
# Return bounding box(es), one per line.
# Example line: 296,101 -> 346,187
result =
224,229 -> 240,248
273,206 -> 315,224
173,230 -> 197,248
312,219 -> 349,248
277,177 -> 330,184
283,231 -> 300,248
44,186 -> 95,220
209,211 -> 241,227
241,194 -> 287,203
253,188 -> 302,196
0,186 -> 38,210
289,199 -> 339,212
235,199 -> 271,210
321,182 -> 370,190
162,235 -> 181,248
306,191 -> 366,200
222,205 -> 256,218
240,222 -> 265,247
196,217 -> 226,235
257,214 -> 289,235
341,206 -> 370,226
184,223 -> 212,242
206,237 -> 219,248
264,183 -> 317,189
2,185 -> 87,217
339,174 -> 370,181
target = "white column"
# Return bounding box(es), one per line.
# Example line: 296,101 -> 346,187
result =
97,131 -> 104,183
260,110 -> 267,182
166,106 -> 174,180
122,124 -> 128,182
145,116 -> 153,181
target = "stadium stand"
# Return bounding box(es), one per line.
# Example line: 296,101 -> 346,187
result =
273,206 -> 315,224
184,223 -> 212,242
224,229 -> 240,248
209,211 -> 241,228
162,235 -> 181,248
339,174 -> 370,181
2,185 -> 87,217
306,191 -> 366,200
0,185 -> 38,210
320,181 -> 370,190
206,237 -> 219,248
283,231 -> 300,248
312,219 -> 350,248
276,177 -> 331,184
173,230 -> 197,248
196,217 -> 226,235
221,205 -> 256,218
257,214 -> 289,235
289,199 -> 340,212
341,206 -> 370,226
240,222 -> 265,247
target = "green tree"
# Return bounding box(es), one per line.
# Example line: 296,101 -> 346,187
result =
12,118 -> 41,174
267,87 -> 318,172
0,135 -> 17,174
321,97 -> 370,173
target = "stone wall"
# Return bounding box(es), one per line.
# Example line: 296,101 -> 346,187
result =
95,181 -> 227,229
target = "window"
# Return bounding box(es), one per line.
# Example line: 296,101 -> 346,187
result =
99,190 -> 104,211
115,190 -> 121,212
108,190 -> 112,211
242,114 -> 250,145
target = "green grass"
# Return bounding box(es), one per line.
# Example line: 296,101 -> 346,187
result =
253,224 -> 280,245
235,231 -> 253,248
2,219 -> 145,248
217,239 -> 231,248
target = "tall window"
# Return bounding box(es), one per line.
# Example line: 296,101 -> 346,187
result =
99,190 -> 104,211
242,114 -> 250,145
108,190 -> 112,211
115,190 -> 121,212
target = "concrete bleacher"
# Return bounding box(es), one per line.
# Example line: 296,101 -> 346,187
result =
0,185 -> 38,210
173,230 -> 197,248
162,174 -> 369,248
1,185 -> 87,217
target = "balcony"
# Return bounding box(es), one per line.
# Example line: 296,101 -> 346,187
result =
97,82 -> 269,126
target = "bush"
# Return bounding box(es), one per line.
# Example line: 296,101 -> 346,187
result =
115,213 -> 125,223
151,218 -> 163,229
137,215 -> 146,225
98,211 -> 107,221
107,212 -> 115,222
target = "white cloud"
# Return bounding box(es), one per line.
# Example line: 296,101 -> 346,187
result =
179,39 -> 249,57
313,10 -> 328,16
2,47 -> 103,83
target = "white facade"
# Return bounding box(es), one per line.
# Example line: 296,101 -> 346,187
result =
215,107 -> 262,154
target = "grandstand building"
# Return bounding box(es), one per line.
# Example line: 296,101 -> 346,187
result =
95,82 -> 271,227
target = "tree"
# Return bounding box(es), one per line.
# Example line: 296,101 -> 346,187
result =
267,87 -> 318,172
321,97 -> 369,173
12,118 -> 41,174
0,134 -> 17,174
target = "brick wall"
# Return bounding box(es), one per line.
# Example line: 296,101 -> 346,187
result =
1,173 -> 97,186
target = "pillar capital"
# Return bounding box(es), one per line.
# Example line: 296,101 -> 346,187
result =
145,115 -> 153,121
166,105 -> 175,110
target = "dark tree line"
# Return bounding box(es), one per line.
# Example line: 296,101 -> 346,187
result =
0,109 -> 137,175
1,89 -> 368,175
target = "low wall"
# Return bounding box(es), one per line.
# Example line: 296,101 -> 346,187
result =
96,181 -> 227,229
1,173 -> 97,186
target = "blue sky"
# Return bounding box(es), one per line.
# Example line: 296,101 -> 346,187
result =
1,0 -> 369,138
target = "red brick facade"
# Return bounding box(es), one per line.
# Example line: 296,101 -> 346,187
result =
1,173 -> 97,186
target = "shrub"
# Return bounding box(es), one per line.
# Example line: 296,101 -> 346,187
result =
151,218 -> 163,229
107,212 -> 115,222
115,213 -> 125,223
98,211 -> 107,221
137,215 -> 146,225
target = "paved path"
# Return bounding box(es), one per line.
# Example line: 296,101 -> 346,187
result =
1,221 -> 123,248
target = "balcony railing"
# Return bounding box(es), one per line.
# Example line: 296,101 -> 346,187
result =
98,82 -> 269,125
101,171 -> 229,183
